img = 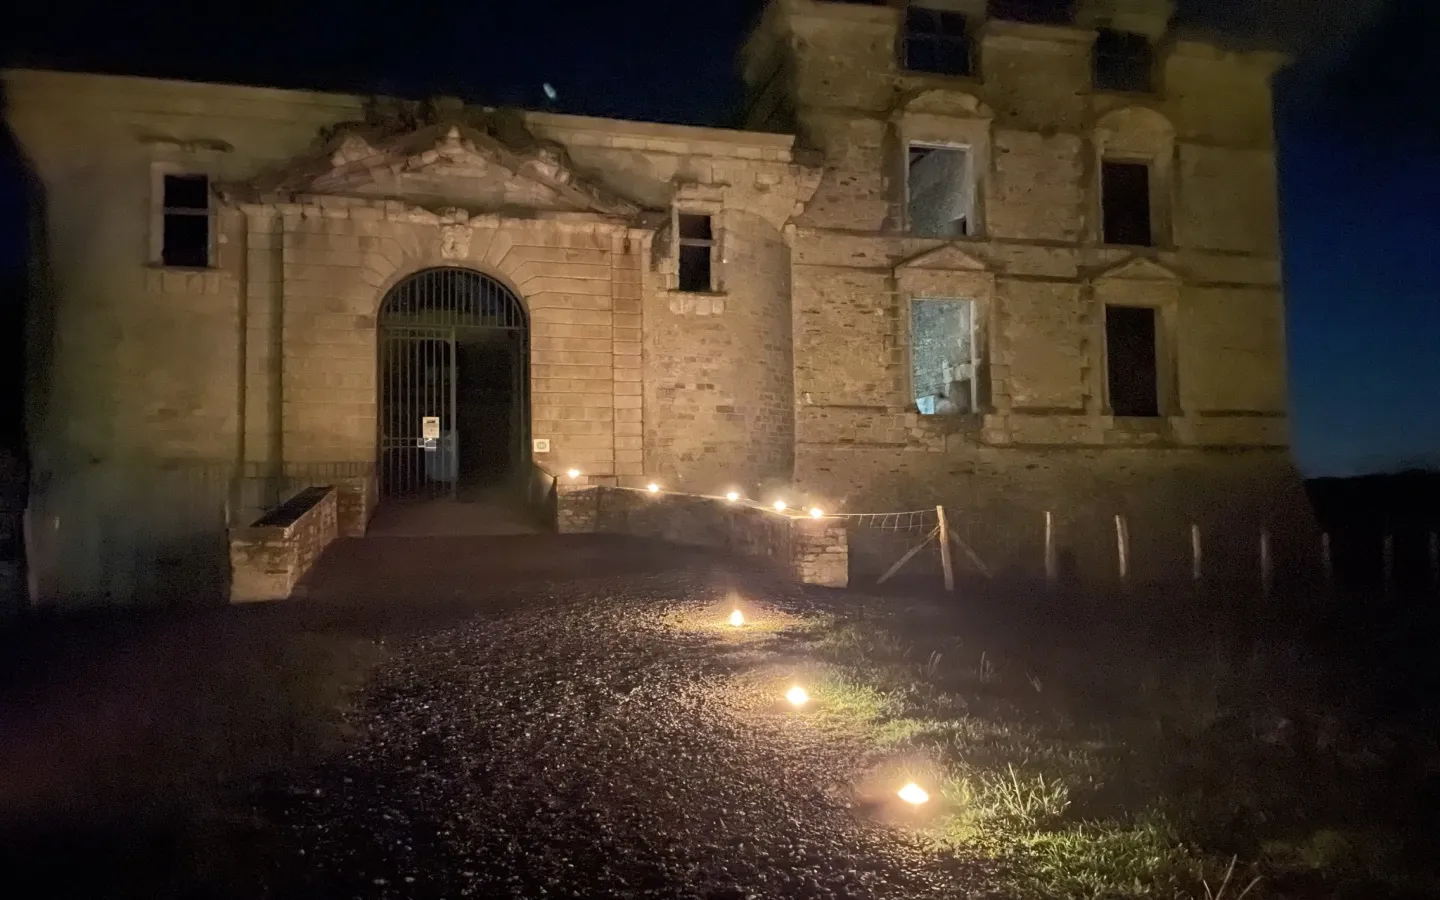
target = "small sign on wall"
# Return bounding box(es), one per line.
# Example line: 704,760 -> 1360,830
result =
420,416 -> 440,452
533,438 -> 551,454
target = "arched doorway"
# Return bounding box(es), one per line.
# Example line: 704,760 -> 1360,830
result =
377,267 -> 529,502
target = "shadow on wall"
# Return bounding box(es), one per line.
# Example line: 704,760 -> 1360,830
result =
0,77 -> 54,615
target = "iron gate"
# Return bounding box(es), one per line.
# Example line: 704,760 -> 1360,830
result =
377,268 -> 529,501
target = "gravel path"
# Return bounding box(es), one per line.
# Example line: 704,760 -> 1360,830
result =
256,565 -> 976,899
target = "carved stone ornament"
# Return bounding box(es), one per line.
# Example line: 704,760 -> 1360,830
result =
439,223 -> 473,260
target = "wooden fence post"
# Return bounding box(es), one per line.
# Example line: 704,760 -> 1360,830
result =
1191,523 -> 1202,584
936,505 -> 955,592
1114,514 -> 1129,591
1044,511 -> 1058,588
1260,529 -> 1272,602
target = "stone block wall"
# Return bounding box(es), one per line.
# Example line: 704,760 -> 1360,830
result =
228,485 -> 338,604
556,485 -> 848,587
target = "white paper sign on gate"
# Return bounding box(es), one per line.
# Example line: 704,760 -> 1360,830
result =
422,417 -> 440,440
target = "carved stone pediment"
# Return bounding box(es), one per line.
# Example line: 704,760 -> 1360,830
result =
230,102 -> 644,218
897,241 -> 989,272
1096,256 -> 1181,282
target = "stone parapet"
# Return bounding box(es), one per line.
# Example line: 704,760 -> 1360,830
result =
228,486 -> 339,604
556,485 -> 848,587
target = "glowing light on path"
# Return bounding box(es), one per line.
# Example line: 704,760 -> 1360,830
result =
729,609 -> 745,627
809,507 -> 824,518
726,491 -> 740,502
786,686 -> 809,707
567,468 -> 581,479
773,500 -> 787,512
898,783 -> 930,805
647,482 -> 660,493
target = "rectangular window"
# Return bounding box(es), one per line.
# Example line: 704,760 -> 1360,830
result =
904,7 -> 973,78
908,145 -> 972,238
1101,160 -> 1152,247
677,213 -> 714,292
1105,305 -> 1159,417
1093,28 -> 1154,93
911,298 -> 977,416
161,173 -> 211,268
987,0 -> 1074,25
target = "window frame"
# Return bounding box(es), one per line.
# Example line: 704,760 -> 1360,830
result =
905,141 -> 975,239
1091,28 -> 1156,95
902,6 -> 975,79
1099,157 -> 1155,248
1102,302 -> 1164,419
908,296 -> 980,417
151,163 -> 215,269
673,209 -> 720,294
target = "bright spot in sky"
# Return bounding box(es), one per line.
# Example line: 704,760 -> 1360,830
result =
543,83 -> 558,100
898,782 -> 930,805
786,685 -> 809,706
729,609 -> 745,627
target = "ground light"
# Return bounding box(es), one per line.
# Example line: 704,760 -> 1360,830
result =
773,500 -> 787,512
725,490 -> 740,502
729,609 -> 745,627
647,482 -> 660,493
567,468 -> 581,479
785,685 -> 809,707
898,782 -> 930,805
809,507 -> 824,518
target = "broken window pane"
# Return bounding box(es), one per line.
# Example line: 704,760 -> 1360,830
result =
1093,28 -> 1154,93
1101,160 -> 1152,246
908,145 -> 971,238
1105,305 -> 1159,417
911,298 -> 976,416
676,213 -> 714,292
161,174 -> 211,268
904,8 -> 973,78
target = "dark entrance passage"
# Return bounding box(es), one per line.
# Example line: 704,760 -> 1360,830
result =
377,268 -> 529,512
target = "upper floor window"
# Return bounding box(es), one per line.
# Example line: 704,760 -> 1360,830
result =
677,213 -> 715,292
1093,28 -> 1154,93
904,7 -> 973,78
908,144 -> 972,238
1105,304 -> 1160,417
1101,160 -> 1152,247
161,173 -> 211,268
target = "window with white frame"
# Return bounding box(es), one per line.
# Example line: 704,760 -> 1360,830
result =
911,298 -> 977,416
159,173 -> 212,267
676,212 -> 715,292
908,144 -> 972,238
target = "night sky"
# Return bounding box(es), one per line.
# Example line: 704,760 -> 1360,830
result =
1,0 -> 1434,477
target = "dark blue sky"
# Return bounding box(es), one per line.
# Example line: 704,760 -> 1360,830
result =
2,0 -> 1434,477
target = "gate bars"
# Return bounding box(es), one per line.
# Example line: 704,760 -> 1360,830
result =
376,268 -> 528,501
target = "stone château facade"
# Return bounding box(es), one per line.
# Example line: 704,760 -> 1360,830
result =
5,0 -> 1310,605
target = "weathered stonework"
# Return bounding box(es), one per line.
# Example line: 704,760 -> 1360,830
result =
7,0 -> 1308,603
556,485 -> 848,587
228,485 -> 338,603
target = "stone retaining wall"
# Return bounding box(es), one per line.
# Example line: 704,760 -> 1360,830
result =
228,486 -> 339,604
557,485 -> 847,587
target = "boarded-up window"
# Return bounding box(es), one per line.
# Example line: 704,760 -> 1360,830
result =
911,298 -> 976,415
1101,160 -> 1152,247
909,145 -> 972,238
1105,305 -> 1159,417
161,174 -> 211,268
